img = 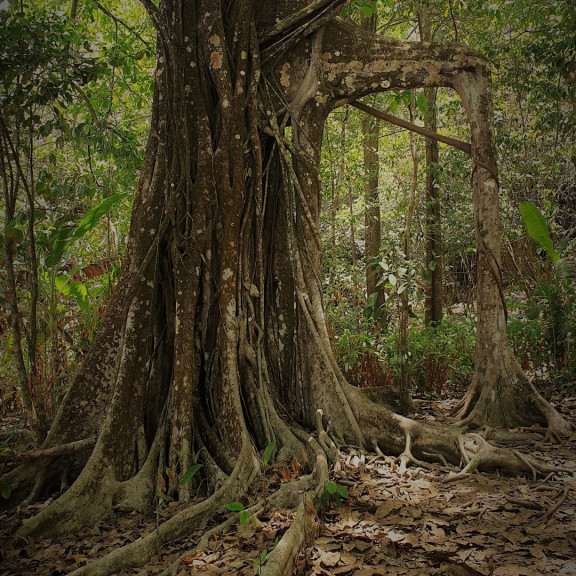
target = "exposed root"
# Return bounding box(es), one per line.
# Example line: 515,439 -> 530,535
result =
445,433 -> 560,482
260,432 -> 329,576
397,431 -> 434,473
64,444 -> 259,576
315,409 -> 340,473
541,485 -> 571,521
0,437 -> 96,464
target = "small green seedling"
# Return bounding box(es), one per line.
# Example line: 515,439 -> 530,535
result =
226,501 -> 257,527
178,463 -> 203,486
262,442 -> 275,467
253,538 -> 278,575
320,480 -> 349,508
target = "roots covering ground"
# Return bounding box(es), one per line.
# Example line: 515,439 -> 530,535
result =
1,393 -> 574,576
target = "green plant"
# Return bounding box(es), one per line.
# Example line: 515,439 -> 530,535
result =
0,479 -> 11,499
261,442 -> 275,467
253,538 -> 278,576
519,202 -> 576,369
320,480 -> 349,508
226,501 -> 257,527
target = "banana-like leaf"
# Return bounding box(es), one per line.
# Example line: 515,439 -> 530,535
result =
45,193 -> 126,267
519,202 -> 559,264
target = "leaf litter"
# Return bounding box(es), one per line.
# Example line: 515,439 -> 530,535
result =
1,394 -> 575,575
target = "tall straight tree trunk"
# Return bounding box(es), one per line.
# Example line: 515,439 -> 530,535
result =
361,14 -> 385,311
399,94 -> 418,412
419,5 -> 443,327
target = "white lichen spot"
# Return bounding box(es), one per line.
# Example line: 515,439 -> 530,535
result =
150,228 -> 156,235
209,34 -> 221,46
222,268 -> 234,281
159,57 -> 165,64
222,98 -> 229,108
147,280 -> 154,288
140,227 -> 145,232
184,36 -> 189,42
190,61 -> 196,67
380,80 -> 390,88
187,46 -> 192,53
335,51 -> 341,56
241,51 -> 247,59
235,134 -> 241,139
175,315 -> 181,334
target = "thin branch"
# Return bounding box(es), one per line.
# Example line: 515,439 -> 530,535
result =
95,1 -> 154,50
351,100 -> 472,155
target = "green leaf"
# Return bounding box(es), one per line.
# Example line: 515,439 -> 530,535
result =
178,463 -> 203,486
0,479 -> 11,499
226,501 -> 245,512
239,510 -> 251,526
72,193 -> 127,242
416,92 -> 428,114
325,481 -> 338,494
262,442 -> 275,466
45,193 -> 126,267
519,202 -> 559,264
320,490 -> 331,508
334,484 -> 349,499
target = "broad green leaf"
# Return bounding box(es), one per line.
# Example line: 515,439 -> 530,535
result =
239,510 -> 251,526
72,193 -> 127,242
178,463 -> 203,486
416,92 -> 428,114
519,202 -> 559,264
226,501 -> 245,511
45,193 -> 126,267
388,274 -> 397,286
262,442 -> 275,466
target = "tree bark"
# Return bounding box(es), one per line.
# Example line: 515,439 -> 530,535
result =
419,4 -> 443,328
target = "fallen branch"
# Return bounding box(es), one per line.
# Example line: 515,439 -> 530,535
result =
0,437 -> 96,464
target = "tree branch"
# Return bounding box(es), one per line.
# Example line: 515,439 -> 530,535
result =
351,100 -> 471,155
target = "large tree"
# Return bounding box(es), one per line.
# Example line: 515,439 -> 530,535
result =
2,1 -> 572,574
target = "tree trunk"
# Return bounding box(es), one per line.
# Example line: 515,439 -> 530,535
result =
419,5 -> 443,328
2,5 -> 570,574
361,14 -> 385,311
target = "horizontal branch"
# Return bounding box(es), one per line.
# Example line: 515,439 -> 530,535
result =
0,436 -> 96,464
351,100 -> 472,156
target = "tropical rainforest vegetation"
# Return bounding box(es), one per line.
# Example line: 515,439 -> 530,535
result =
0,0 -> 575,575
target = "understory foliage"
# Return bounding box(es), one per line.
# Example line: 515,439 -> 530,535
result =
320,0 -> 576,396
0,0 -> 154,425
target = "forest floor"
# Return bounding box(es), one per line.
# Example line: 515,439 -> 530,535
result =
1,391 -> 575,576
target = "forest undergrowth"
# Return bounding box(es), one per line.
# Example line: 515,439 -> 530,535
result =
1,391 -> 575,576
